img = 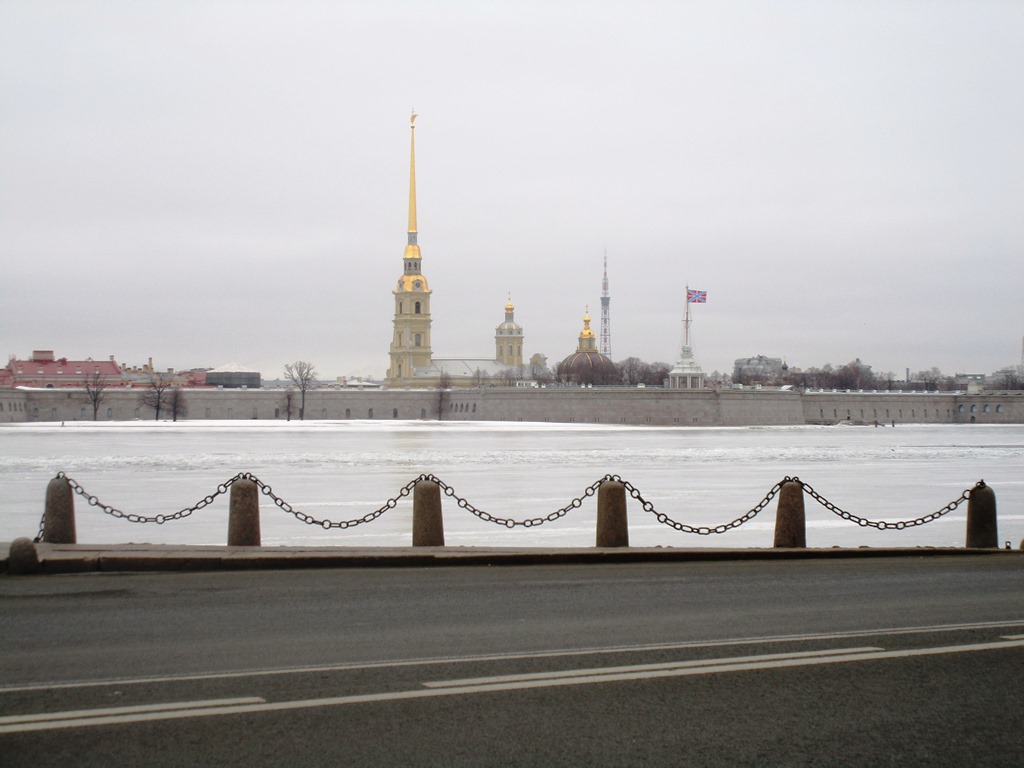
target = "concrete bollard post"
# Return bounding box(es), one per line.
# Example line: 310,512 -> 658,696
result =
43,476 -> 76,544
965,483 -> 997,549
773,481 -> 806,548
413,480 -> 445,547
596,481 -> 629,547
228,479 -> 261,547
8,537 -> 40,575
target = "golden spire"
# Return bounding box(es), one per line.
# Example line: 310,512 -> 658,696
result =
505,292 -> 514,313
408,110 -> 417,235
578,306 -> 596,351
403,110 -> 421,260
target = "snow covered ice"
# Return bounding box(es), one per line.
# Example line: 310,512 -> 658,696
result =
1,421 -> 1021,549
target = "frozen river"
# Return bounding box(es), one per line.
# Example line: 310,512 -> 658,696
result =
1,421 -> 1021,549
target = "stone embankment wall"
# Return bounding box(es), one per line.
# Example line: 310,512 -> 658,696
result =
2,386 -> 1023,425
803,390 -> 1024,425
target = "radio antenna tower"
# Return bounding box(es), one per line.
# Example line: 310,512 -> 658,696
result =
599,251 -> 612,357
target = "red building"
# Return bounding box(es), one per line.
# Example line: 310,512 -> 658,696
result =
1,350 -> 122,388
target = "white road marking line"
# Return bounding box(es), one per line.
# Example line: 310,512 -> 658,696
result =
1000,634 -> 1024,640
0,697 -> 266,726
2,639 -> 1022,735
3,617 -> 1022,694
423,646 -> 883,688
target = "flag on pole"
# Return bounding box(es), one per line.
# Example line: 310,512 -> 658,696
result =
687,289 -> 707,303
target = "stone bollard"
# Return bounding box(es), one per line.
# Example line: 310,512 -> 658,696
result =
773,480 -> 806,548
43,476 -> 76,544
8,537 -> 40,575
413,480 -> 444,546
596,481 -> 629,547
228,479 -> 261,546
965,483 -> 997,549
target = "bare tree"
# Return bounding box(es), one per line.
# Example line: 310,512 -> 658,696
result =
82,370 -> 108,421
284,361 -> 318,420
436,371 -> 452,419
282,390 -> 297,421
617,357 -> 646,386
498,368 -> 519,386
167,387 -> 188,422
646,362 -> 671,386
471,368 -> 488,388
139,373 -> 173,420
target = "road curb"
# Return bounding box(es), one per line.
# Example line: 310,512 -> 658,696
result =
2,541 -> 1018,574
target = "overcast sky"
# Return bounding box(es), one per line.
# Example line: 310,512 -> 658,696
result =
2,1 -> 1022,381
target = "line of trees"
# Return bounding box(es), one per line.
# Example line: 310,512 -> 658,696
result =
733,359 -> 1024,392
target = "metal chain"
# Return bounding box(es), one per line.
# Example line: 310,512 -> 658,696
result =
621,475 -> 787,535
426,473 -> 605,528
32,508 -> 45,544
35,471 -> 245,542
251,474 -> 420,529
35,472 -> 984,543
795,477 -> 980,530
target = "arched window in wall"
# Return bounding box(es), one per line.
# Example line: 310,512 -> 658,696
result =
414,333 -> 422,347
415,301 -> 421,314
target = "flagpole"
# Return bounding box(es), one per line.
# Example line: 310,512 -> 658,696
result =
684,284 -> 691,347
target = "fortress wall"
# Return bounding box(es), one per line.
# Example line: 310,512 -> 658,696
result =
952,392 -> 1024,424
802,392 -> 958,425
0,389 -> 28,422
802,391 -> 1024,425
716,390 -> 805,426
443,388 -> 804,427
8,386 -> 1024,426
15,388 -> 437,423
445,388 -> 724,426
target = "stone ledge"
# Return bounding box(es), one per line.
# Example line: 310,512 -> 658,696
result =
2,541 -> 1017,574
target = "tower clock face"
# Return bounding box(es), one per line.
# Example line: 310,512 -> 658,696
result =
413,280 -> 422,289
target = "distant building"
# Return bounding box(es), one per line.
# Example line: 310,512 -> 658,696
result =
1,350 -> 121,388
733,355 -> 785,382
205,363 -> 261,389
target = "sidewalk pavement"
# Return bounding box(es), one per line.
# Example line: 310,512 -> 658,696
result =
3,539 -> 1017,574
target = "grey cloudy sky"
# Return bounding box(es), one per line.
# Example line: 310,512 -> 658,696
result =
2,1 -> 1022,381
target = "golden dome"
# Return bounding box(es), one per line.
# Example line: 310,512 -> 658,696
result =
505,293 -> 515,313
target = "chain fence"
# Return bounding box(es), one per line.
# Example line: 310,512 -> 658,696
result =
35,471 -> 985,543
794,477 -> 980,530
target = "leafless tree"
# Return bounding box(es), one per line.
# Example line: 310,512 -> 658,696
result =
167,387 -> 188,422
139,373 -> 174,420
471,368 -> 488,388
647,362 -> 671,386
994,367 -> 1023,390
82,370 -> 108,421
282,390 -> 297,421
498,368 -> 519,386
436,371 -> 452,419
617,357 -> 646,386
284,361 -> 318,420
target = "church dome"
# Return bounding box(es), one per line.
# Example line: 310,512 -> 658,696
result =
557,308 -> 617,385
496,293 -> 522,333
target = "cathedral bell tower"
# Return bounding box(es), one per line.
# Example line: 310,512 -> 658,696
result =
386,112 -> 433,386
495,294 -> 524,368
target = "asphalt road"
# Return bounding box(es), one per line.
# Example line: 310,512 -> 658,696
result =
2,557 -> 1023,766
